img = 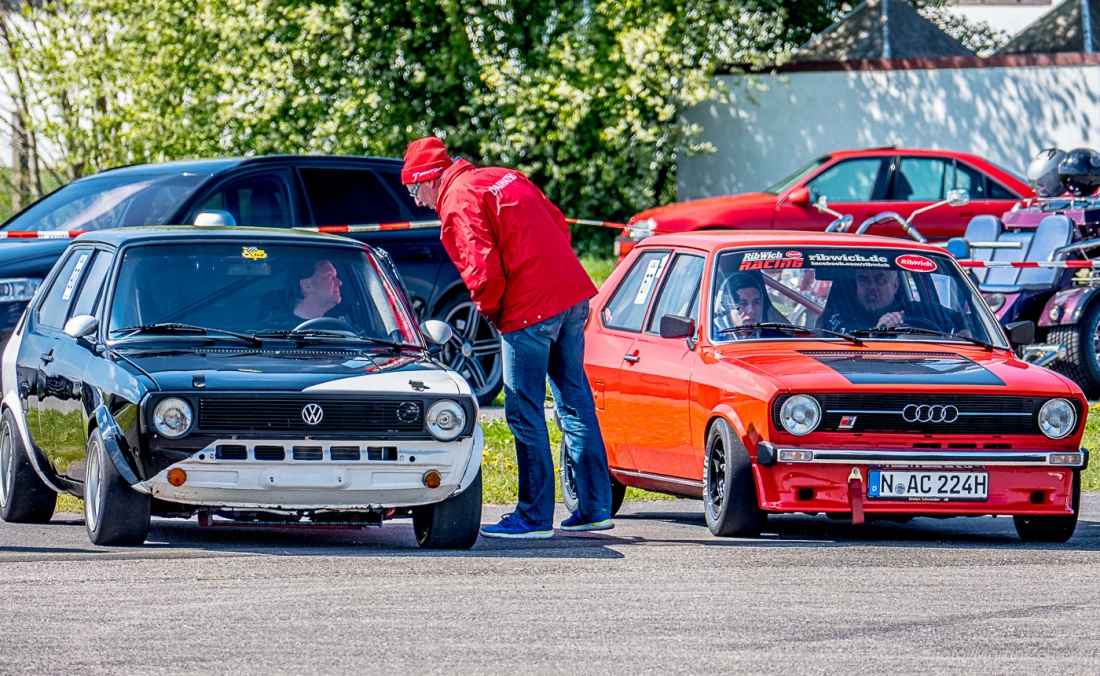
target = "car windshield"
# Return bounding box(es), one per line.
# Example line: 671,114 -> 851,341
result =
107,242 -> 421,345
0,173 -> 209,232
762,156 -> 829,195
710,246 -> 1008,348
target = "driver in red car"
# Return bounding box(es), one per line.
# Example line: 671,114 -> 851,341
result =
821,268 -> 908,334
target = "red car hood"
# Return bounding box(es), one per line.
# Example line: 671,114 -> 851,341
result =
720,344 -> 1080,397
632,193 -> 778,232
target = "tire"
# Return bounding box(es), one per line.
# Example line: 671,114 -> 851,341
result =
1048,300 -> 1100,397
0,408 -> 56,524
557,412 -> 625,517
703,418 -> 765,537
413,469 -> 482,549
437,294 -> 504,406
84,427 -> 150,546
1014,471 -> 1080,543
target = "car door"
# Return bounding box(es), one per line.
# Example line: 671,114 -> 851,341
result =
23,247 -> 102,483
586,249 -> 671,471
296,165 -> 443,318
618,252 -> 706,481
773,156 -> 891,231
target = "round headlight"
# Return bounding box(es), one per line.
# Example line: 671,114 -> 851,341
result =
427,399 -> 466,441
153,398 -> 193,439
1038,398 -> 1076,439
779,395 -> 821,436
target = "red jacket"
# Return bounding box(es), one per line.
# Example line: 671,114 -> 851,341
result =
437,160 -> 596,334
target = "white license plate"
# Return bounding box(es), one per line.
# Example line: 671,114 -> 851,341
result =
867,470 -> 988,502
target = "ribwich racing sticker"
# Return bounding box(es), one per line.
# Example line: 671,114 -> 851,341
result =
737,251 -> 804,270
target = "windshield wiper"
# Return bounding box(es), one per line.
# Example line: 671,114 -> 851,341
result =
113,323 -> 262,347
850,326 -> 994,351
719,322 -> 863,346
252,329 -> 422,352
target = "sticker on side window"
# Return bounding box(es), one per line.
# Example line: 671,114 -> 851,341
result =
61,253 -> 89,301
633,255 -> 668,304
242,247 -> 267,260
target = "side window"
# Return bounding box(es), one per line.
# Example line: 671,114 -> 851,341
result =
646,254 -> 705,333
194,173 -> 292,227
69,251 -> 114,319
952,162 -> 987,200
807,158 -> 888,202
988,180 -> 1016,200
379,170 -> 438,221
895,157 -> 950,201
600,251 -> 669,332
299,168 -> 404,226
35,251 -> 90,329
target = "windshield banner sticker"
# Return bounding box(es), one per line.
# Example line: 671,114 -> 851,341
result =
242,247 -> 267,260
806,252 -> 889,268
896,254 -> 937,273
739,251 -> 804,271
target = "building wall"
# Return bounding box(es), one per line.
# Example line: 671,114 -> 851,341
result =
679,64 -> 1100,200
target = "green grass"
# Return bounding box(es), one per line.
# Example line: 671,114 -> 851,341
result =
579,254 -> 617,289
1081,404 -> 1100,491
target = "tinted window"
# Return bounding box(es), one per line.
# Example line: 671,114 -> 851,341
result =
379,170 -> 438,221
601,250 -> 669,332
300,168 -> 404,226
895,158 -> 950,201
808,158 -> 887,201
1,174 -> 207,232
646,254 -> 705,333
36,251 -> 90,329
195,173 -> 292,227
70,251 -> 114,319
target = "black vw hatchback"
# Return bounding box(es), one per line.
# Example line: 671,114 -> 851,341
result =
0,227 -> 484,548
0,156 -> 503,404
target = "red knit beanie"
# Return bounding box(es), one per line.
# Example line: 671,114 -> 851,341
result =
401,137 -> 453,185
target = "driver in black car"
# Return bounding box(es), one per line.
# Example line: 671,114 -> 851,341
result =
254,260 -> 344,330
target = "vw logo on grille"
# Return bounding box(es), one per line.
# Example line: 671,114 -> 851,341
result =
396,402 -> 421,423
301,403 -> 324,426
902,404 -> 959,423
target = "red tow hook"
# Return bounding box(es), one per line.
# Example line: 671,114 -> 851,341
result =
848,468 -> 865,526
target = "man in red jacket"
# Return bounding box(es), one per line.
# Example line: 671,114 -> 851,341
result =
402,136 -> 613,538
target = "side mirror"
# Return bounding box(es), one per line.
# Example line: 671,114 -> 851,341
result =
63,314 -> 98,340
786,186 -> 810,205
946,189 -> 970,207
944,237 -> 971,259
193,210 -> 237,226
659,315 -> 696,340
421,319 -> 454,345
1004,320 -> 1035,346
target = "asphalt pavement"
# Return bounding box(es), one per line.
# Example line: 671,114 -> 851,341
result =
2,496 -> 1100,673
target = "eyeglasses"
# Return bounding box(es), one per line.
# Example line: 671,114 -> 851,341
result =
409,183 -> 422,198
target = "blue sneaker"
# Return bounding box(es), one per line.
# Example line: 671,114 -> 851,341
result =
560,511 -> 614,532
479,512 -> 554,539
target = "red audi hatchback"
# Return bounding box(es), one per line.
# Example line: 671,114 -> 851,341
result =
618,148 -> 1032,258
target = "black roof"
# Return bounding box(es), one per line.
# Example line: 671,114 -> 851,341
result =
72,226 -> 368,248
75,154 -> 402,182
791,0 -> 975,62
997,0 -> 1100,55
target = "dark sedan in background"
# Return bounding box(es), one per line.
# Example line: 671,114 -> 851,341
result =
0,156 -> 503,404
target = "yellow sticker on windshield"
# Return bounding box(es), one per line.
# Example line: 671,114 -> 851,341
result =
242,247 -> 267,260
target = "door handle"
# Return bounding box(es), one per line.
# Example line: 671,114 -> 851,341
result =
40,350 -> 54,364
623,354 -> 640,363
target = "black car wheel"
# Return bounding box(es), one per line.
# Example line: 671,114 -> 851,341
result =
1048,299 -> 1100,397
1014,471 -> 1080,543
557,412 -> 625,517
0,408 -> 56,523
703,418 -> 765,537
84,427 -> 150,546
438,295 -> 504,406
412,469 -> 482,549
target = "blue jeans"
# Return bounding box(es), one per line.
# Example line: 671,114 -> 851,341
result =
501,300 -> 612,527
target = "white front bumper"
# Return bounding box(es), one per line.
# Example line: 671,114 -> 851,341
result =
139,427 -> 483,510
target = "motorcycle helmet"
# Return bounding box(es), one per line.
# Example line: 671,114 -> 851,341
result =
1027,147 -> 1066,197
1058,147 -> 1100,195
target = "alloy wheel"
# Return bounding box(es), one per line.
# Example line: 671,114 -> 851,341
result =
85,439 -> 102,533
0,421 -> 13,509
706,437 -> 727,520
442,300 -> 503,402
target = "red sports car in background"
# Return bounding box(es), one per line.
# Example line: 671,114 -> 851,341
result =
618,148 -> 1033,258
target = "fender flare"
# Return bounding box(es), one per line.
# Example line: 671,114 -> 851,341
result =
453,423 -> 485,496
1,391 -> 65,493
1041,285 -> 1100,327
91,404 -> 142,487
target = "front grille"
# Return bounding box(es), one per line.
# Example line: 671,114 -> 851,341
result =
216,444 -> 247,460
254,445 -> 286,461
293,446 -> 323,461
330,446 -> 361,461
196,396 -> 426,435
773,394 -> 1067,435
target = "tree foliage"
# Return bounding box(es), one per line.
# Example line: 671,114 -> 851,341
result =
0,0 -> 1007,248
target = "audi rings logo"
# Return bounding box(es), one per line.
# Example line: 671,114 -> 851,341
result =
902,404 -> 959,423
301,403 -> 324,425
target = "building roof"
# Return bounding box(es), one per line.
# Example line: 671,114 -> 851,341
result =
790,0 -> 975,63
997,0 -> 1100,54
